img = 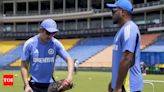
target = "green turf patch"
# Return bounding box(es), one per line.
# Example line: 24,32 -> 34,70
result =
0,70 -> 164,92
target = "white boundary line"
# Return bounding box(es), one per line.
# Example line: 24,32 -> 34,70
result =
144,81 -> 155,92
144,80 -> 164,92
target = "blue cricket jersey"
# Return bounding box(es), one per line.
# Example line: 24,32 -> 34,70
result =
21,35 -> 70,83
112,21 -> 143,92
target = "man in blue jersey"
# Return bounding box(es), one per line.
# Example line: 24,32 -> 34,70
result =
106,0 -> 143,92
21,18 -> 74,92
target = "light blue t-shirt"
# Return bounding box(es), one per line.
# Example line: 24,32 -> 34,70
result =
21,35 -> 70,83
112,21 -> 143,92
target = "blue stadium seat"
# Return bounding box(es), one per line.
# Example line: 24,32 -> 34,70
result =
55,37 -> 114,67
0,46 -> 23,66
0,54 -> 3,58
141,37 -> 164,65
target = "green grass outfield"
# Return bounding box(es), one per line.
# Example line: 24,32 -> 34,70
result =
0,70 -> 164,92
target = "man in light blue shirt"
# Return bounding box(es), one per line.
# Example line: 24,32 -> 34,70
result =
106,0 -> 143,92
21,18 -> 74,92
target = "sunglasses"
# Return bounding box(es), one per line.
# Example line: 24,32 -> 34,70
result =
45,30 -> 56,36
112,7 -> 121,14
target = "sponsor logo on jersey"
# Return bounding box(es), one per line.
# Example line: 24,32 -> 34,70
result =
33,57 -> 54,63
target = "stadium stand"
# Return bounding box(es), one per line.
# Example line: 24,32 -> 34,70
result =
141,33 -> 161,49
59,39 -> 80,50
0,46 -> 23,66
4,33 -> 163,68
9,59 -> 21,67
142,34 -> 164,52
78,33 -> 161,68
80,46 -> 113,68
55,37 -> 114,67
141,34 -> 164,65
0,41 -> 23,54
0,54 -> 2,57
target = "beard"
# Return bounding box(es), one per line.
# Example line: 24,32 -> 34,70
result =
113,20 -> 119,24
112,16 -> 121,24
112,16 -> 118,24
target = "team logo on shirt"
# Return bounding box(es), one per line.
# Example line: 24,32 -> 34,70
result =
48,48 -> 54,55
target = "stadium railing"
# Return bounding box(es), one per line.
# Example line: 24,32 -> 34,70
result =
3,1 -> 164,17
134,1 -> 164,8
2,22 -> 164,39
3,8 -> 89,17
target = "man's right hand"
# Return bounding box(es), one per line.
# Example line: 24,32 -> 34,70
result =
25,85 -> 33,92
108,82 -> 112,92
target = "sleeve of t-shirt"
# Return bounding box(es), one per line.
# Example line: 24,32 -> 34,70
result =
21,41 -> 31,62
122,25 -> 138,53
56,40 -> 70,60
